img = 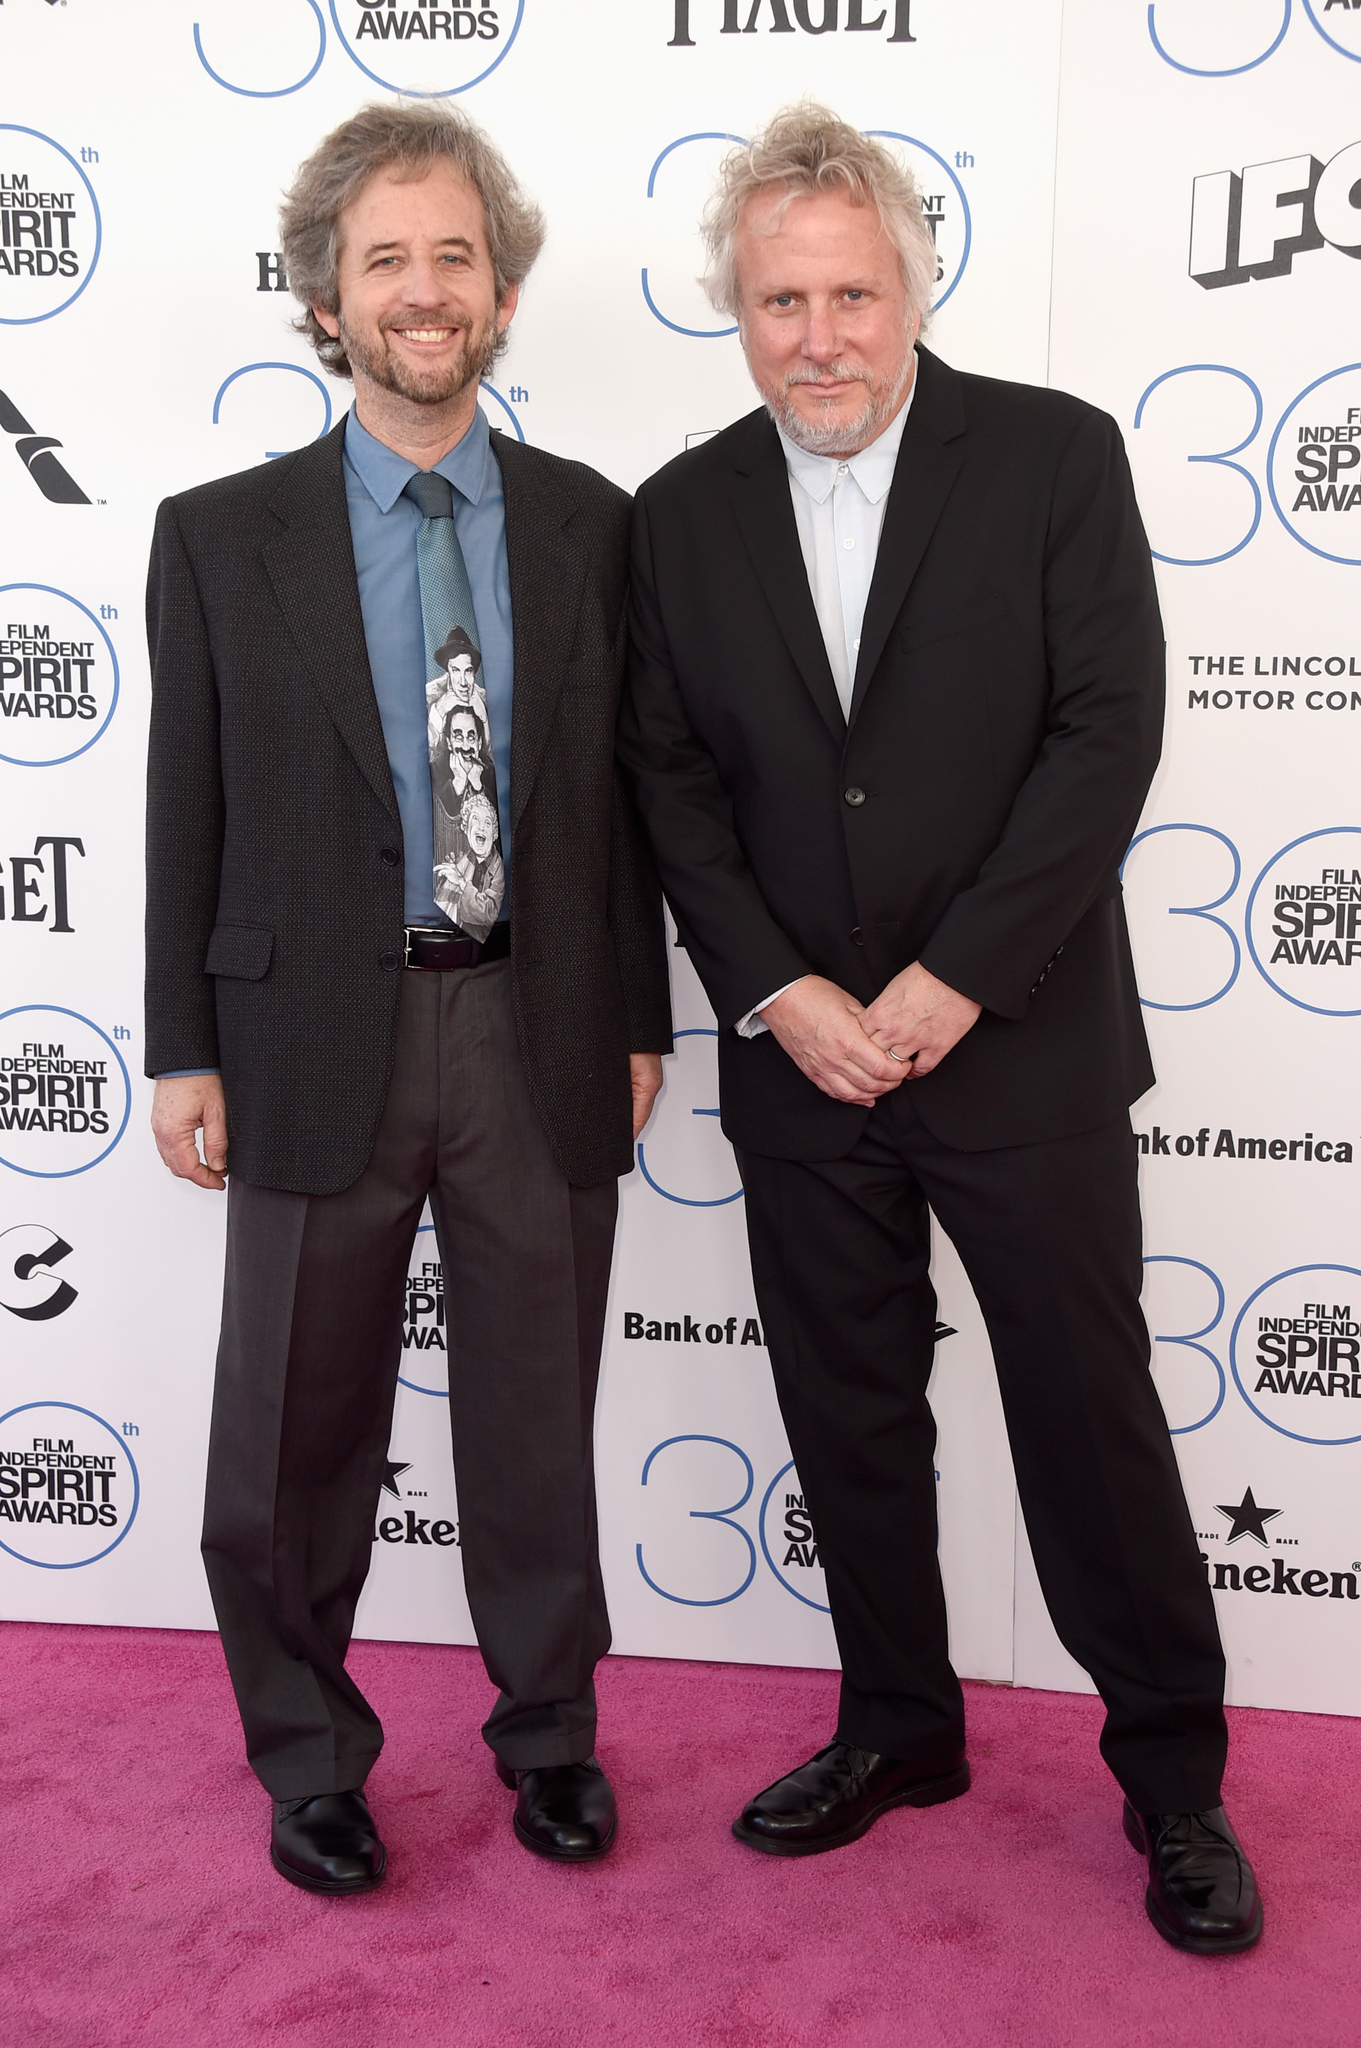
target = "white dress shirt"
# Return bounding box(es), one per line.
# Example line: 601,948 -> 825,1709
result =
736,361 -> 918,1037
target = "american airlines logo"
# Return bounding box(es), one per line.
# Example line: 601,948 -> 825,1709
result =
0,389 -> 88,504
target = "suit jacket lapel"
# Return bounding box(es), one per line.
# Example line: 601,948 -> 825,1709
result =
261,421 -> 398,821
496,434 -> 587,829
730,420 -> 845,746
848,347 -> 967,728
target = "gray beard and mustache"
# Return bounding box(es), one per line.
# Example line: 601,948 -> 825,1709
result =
340,306 -> 502,405
763,349 -> 914,457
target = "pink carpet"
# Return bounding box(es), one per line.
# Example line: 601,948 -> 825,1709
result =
1,1624 -> 1356,2047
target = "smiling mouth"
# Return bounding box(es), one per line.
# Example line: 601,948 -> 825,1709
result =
390,326 -> 460,345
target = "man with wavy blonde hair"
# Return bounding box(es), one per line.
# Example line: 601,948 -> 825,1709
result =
621,103 -> 1261,1954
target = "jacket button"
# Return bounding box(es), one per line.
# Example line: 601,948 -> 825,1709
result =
851,926 -> 864,946
380,846 -> 400,866
379,952 -> 401,971
844,786 -> 866,807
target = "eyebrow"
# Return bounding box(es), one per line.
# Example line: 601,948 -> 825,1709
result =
361,235 -> 477,259
765,279 -> 882,295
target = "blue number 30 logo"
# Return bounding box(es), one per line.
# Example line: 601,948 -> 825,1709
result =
1148,1 -> 1360,77
193,0 -> 523,100
637,1435 -> 830,1613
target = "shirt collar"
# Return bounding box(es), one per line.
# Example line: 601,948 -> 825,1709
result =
343,400 -> 495,514
777,350 -> 918,508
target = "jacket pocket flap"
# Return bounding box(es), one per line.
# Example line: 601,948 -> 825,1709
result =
205,925 -> 274,980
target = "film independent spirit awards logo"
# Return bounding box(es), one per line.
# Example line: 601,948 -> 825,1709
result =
0,1008 -> 131,1178
1265,369 -> 1361,566
0,587 -> 118,767
401,1215 -> 449,1396
0,1402 -> 139,1569
338,0 -> 514,89
0,126 -> 100,325
1231,1266 -> 1361,1446
1246,828 -> 1361,1014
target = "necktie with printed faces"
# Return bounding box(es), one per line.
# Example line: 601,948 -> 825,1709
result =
403,470 -> 505,941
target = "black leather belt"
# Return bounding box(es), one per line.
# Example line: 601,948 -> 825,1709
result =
404,923 -> 510,970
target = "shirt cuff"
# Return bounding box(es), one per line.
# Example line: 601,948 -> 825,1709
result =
155,1069 -> 220,1079
734,980 -> 803,1038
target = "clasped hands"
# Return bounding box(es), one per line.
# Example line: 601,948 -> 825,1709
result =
758,963 -> 982,1109
149,977 -> 954,1187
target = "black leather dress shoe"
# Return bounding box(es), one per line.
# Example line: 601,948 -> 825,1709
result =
1123,1802 -> 1263,1953
270,1790 -> 386,1895
494,1755 -> 617,1861
733,1740 -> 970,1855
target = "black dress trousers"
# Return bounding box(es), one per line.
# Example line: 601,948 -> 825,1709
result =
201,959 -> 616,1801
737,1091 -> 1228,1817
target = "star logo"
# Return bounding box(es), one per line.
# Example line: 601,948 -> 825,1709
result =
1215,1487 -> 1282,1547
381,1459 -> 411,1500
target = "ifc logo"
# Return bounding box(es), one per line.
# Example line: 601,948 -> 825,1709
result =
0,1224 -> 77,1322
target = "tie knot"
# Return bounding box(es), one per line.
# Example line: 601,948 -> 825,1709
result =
404,470 -> 455,520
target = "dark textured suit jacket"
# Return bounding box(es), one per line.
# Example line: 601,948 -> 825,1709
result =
145,418 -> 672,1195
619,345 -> 1161,1159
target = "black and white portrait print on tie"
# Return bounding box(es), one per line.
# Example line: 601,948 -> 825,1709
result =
404,469 -> 505,941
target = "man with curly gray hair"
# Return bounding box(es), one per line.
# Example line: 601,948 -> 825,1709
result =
621,102 -> 1261,1955
699,105 -> 935,459
146,101 -> 671,1893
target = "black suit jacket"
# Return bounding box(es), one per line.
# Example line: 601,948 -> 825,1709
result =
619,346 -> 1161,1159
144,418 -> 672,1194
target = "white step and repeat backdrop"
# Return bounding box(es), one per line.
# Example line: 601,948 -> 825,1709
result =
1,1 -> 1356,1718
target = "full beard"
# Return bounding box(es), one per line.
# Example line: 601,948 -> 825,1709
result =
340,307 -> 502,405
765,348 -> 914,458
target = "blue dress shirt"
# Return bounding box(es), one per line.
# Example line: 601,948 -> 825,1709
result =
343,403 -> 515,925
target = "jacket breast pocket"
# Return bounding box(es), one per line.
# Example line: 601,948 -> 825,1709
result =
205,925 -> 274,981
